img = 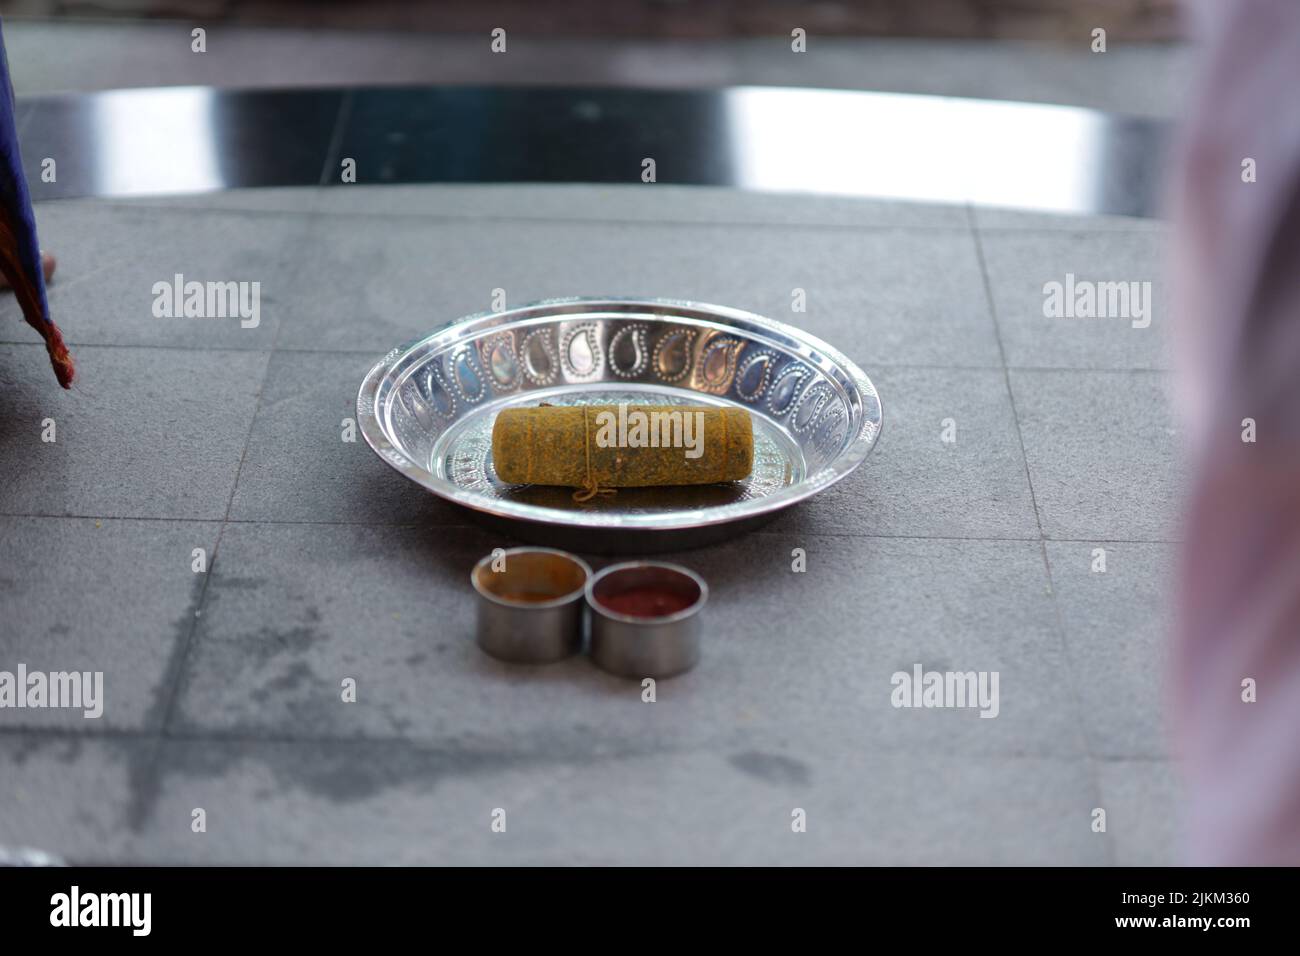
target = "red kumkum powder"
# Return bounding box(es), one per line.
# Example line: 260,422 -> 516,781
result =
597,586 -> 695,619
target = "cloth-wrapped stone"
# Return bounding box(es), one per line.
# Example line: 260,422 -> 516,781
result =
492,403 -> 753,499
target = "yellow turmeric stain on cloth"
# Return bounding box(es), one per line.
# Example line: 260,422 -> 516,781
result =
491,403 -> 753,500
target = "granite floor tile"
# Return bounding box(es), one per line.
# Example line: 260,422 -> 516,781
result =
1010,369 -> 1183,541
70,188 -> 326,215
0,181 -> 1190,866
170,522 -> 507,741
0,345 -> 269,520
0,517 -> 218,731
314,183 -> 970,229
973,207 -> 1168,233
698,532 -> 1083,760
275,215 -> 999,368
0,202 -> 310,350
173,524 -> 1083,760
227,350 -> 459,524
770,366 -> 1039,539
1097,759 -> 1184,865
1045,542 -> 1175,759
126,739 -> 1102,864
979,229 -> 1171,369
0,735 -> 153,864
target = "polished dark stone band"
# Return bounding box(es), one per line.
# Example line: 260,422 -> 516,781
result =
16,84 -> 1167,217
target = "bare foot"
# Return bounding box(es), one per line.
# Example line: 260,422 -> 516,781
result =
0,251 -> 56,287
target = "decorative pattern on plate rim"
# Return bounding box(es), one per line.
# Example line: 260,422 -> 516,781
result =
607,323 -> 649,379
652,328 -> 696,383
477,331 -> 520,392
790,382 -> 833,434
734,349 -> 777,402
448,347 -> 486,403
560,323 -> 603,379
413,365 -> 456,421
766,362 -> 810,416
520,327 -> 559,385
694,334 -> 745,395
811,401 -> 847,456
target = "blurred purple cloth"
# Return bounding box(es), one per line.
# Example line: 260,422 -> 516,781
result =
1173,0 -> 1300,864
0,16 -> 72,387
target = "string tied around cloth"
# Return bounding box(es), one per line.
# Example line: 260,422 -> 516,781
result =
572,404 -> 617,503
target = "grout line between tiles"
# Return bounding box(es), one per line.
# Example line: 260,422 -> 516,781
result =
151,366 -> 268,740
304,206 -> 978,233
150,322 -> 287,743
48,201 -> 321,219
47,194 -> 1154,236
0,510 -> 1185,544
2,722 -> 1167,773
142,211 -> 341,750
968,201 -> 1113,861
35,199 -> 1165,235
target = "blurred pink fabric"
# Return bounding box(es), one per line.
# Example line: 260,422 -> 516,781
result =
1173,0 -> 1300,864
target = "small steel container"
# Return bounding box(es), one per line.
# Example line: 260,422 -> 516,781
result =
471,547 -> 592,663
586,562 -> 707,679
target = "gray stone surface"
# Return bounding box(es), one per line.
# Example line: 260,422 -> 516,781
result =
768,366 -> 1038,539
0,345 -> 268,520
0,202 -> 308,351
278,214 -> 1000,368
73,188 -> 327,216
1010,369 -> 1183,541
55,184 -> 970,229
116,742 -> 1102,865
1097,759 -> 1183,865
1045,542 -> 1176,758
227,351 -> 460,524
0,517 -> 216,731
173,526 -> 1080,760
312,183 -> 971,230
973,207 -> 1168,233
0,185 -> 1183,864
0,730 -> 1104,865
0,735 -> 150,864
979,229 -> 1171,370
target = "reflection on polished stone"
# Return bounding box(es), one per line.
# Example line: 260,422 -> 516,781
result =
18,85 -> 1165,216
22,87 -> 343,200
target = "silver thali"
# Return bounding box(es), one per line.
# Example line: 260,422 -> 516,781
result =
357,298 -> 882,552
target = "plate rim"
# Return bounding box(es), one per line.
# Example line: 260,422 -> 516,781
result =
356,296 -> 883,532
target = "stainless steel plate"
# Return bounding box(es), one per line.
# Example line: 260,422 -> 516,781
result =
357,298 -> 882,552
